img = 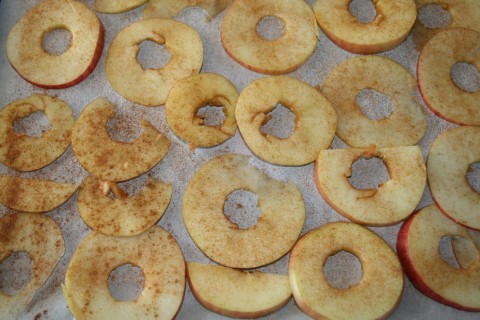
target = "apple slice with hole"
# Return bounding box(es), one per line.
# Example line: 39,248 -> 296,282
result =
397,204 -> 480,311
144,0 -> 231,20
187,262 -> 291,318
94,0 -> 148,13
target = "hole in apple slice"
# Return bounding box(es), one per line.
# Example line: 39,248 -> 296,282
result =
356,88 -> 394,121
467,162 -> 480,193
451,232 -> 480,269
195,105 -> 226,127
260,104 -> 296,139
14,110 -> 52,137
42,28 -> 72,55
137,40 -> 172,70
108,263 -> 145,301
349,156 -> 390,190
323,250 -> 363,289
349,0 -> 377,24
0,252 -> 33,296
256,15 -> 286,41
418,4 -> 452,29
106,111 -> 143,143
439,236 -> 461,269
103,174 -> 149,200
224,189 -> 261,230
451,63 -> 480,93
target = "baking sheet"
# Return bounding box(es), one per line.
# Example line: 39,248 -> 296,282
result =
0,0 -> 478,319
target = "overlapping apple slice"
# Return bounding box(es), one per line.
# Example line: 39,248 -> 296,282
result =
94,0 -> 148,13
144,0 -> 231,20
72,98 -> 171,182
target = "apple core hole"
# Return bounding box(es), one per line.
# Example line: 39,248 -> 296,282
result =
196,105 -> 226,127
256,15 -> 286,41
349,0 -> 377,24
356,88 -> 394,120
108,263 -> 145,301
14,111 -> 52,137
439,236 -> 461,269
42,28 -> 72,55
106,112 -> 143,143
260,104 -> 296,139
451,63 -> 480,93
323,250 -> 362,289
105,175 -> 149,200
224,189 -> 261,230
0,252 -> 33,296
418,4 -> 452,29
137,40 -> 172,70
349,156 -> 390,190
467,162 -> 480,193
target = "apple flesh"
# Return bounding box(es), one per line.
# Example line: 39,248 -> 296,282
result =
94,0 -> 148,13
144,0 -> 231,20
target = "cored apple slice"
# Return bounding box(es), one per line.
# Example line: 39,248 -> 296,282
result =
187,262 -> 292,318
0,213 -> 65,319
78,175 -> 172,236
289,222 -> 404,319
144,0 -> 231,20
417,28 -> 480,125
5,0 -> 104,89
0,175 -> 78,213
94,0 -> 148,13
315,146 -> 426,226
427,126 -> 480,230
71,98 -> 171,182
397,204 -> 480,311
220,0 -> 319,75
313,0 -> 416,54
63,227 -> 185,319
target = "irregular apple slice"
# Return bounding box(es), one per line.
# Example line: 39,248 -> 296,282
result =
144,0 -> 231,20
78,175 -> 172,237
220,0 -> 319,75
417,28 -> 480,125
397,204 -> 480,311
183,154 -> 305,269
72,98 -> 170,182
236,76 -> 337,166
94,0 -> 148,13
106,18 -> 203,107
427,126 -> 480,230
312,0 -> 416,54
63,227 -> 185,319
187,262 -> 292,318
322,56 -> 427,147
289,222 -> 404,319
5,0 -> 104,89
0,213 -> 65,319
315,146 -> 426,226
165,73 -> 238,150
0,175 -> 78,213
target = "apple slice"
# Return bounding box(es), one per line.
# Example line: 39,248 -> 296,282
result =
427,126 -> 480,230
0,213 -> 65,319
144,0 -> 231,20
220,0 -> 319,75
417,27 -> 480,125
289,222 -> 404,320
187,262 -> 292,318
63,227 -> 185,319
397,204 -> 480,311
0,175 -> 78,213
315,146 -> 426,226
5,0 -> 104,89
106,18 -> 203,107
71,98 -> 171,182
78,175 -> 172,237
94,0 -> 148,13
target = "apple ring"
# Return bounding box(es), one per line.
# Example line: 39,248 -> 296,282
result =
289,222 -> 404,320
106,18 -> 203,107
312,0 -> 416,54
0,213 -> 65,319
5,0 -> 104,89
165,73 -> 238,150
236,76 -> 337,166
220,0 -> 319,75
94,0 -> 148,14
63,227 -> 185,319
183,154 -> 305,269
322,56 -> 427,147
0,94 -> 74,171
418,28 -> 480,125
144,0 -> 231,20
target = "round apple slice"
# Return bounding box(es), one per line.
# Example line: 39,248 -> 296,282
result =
106,18 -> 203,107
183,154 -> 305,269
72,98 -> 171,182
0,94 -> 74,171
417,28 -> 480,125
397,204 -> 480,311
63,227 -> 185,319
144,0 -> 231,20
315,146 -> 426,226
94,0 -> 148,13
5,0 -> 104,89
312,0 -> 416,54
187,262 -> 292,318
0,213 -> 65,319
165,73 -> 238,150
78,175 -> 172,237
427,126 -> 480,230
289,222 -> 404,320
220,0 -> 319,75
0,175 -> 78,213
236,76 -> 337,166
321,56 -> 427,147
